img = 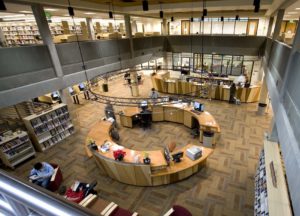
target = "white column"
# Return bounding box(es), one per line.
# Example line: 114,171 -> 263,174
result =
266,17 -> 274,37
162,18 -> 167,35
31,4 -> 63,78
130,71 -> 139,97
124,14 -> 134,59
86,18 -> 95,40
272,9 -> 284,40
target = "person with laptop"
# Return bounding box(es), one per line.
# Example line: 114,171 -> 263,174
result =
29,162 -> 54,189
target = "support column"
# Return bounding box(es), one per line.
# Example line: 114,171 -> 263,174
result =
257,75 -> 268,115
163,52 -> 169,70
130,71 -> 139,97
162,18 -> 167,35
31,4 -> 63,78
266,17 -> 274,37
124,14 -> 134,60
279,17 -> 300,99
272,9 -> 284,40
86,18 -> 95,40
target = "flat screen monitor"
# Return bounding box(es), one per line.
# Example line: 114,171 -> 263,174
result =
172,151 -> 184,162
164,146 -> 171,164
194,102 -> 200,110
68,87 -> 74,95
51,91 -> 59,100
200,104 -> 204,112
79,83 -> 85,91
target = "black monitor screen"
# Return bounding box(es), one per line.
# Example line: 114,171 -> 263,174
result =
79,83 -> 85,91
69,87 -> 74,94
51,92 -> 59,100
194,102 -> 200,110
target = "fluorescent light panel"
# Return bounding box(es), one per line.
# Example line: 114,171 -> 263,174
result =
84,12 -> 96,15
44,8 -> 58,11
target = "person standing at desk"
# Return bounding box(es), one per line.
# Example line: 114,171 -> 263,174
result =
229,83 -> 236,104
149,88 -> 159,99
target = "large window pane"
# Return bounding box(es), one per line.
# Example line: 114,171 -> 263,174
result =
223,21 -> 235,34
203,54 -> 212,72
235,20 -> 247,35
194,53 -> 203,72
212,54 -> 223,75
212,19 -> 223,34
203,19 -> 211,34
222,55 -> 232,75
173,53 -> 181,70
231,56 -> 243,75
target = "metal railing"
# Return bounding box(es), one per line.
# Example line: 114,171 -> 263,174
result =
0,170 -> 97,216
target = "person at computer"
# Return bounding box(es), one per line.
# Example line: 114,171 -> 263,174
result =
149,88 -> 159,99
29,162 -> 54,189
105,102 -> 116,121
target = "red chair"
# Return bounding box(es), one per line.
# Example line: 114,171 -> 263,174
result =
48,163 -> 63,192
163,205 -> 192,216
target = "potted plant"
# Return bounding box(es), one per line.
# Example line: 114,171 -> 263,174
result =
143,152 -> 151,164
113,150 -> 126,161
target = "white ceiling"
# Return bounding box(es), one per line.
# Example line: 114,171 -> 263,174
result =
284,0 -> 300,20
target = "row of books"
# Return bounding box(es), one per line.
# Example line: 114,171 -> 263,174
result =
0,135 -> 29,153
5,143 -> 33,160
41,127 -> 74,150
254,149 -> 269,216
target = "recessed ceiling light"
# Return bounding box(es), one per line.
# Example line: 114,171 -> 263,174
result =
296,8 -> 300,10
84,12 -> 96,15
288,12 -> 298,14
19,10 -> 32,14
44,8 -> 58,12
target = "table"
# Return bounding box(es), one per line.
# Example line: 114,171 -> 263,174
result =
85,120 -> 213,186
119,103 -> 221,144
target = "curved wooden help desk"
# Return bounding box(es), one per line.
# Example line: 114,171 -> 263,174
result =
85,120 -> 213,186
119,103 -> 221,144
151,72 -> 261,103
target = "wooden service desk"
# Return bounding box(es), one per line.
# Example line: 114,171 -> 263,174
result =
151,72 -> 261,103
119,103 -> 221,144
86,120 -> 213,186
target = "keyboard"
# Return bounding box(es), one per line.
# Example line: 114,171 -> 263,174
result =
191,109 -> 201,115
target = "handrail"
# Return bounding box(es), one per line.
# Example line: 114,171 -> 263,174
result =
0,170 -> 98,216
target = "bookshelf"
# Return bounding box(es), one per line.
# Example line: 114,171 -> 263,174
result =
23,103 -> 75,152
0,131 -> 35,168
254,139 -> 292,216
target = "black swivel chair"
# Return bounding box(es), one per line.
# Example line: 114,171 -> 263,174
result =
139,110 -> 152,130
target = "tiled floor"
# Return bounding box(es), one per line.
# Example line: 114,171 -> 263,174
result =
6,74 -> 273,216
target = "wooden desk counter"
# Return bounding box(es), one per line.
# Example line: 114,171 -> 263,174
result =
151,73 -> 261,103
86,120 -> 213,186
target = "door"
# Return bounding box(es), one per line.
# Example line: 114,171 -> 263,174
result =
246,19 -> 259,36
181,20 -> 190,35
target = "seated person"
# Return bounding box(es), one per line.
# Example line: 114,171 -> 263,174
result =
29,162 -> 54,189
149,88 -> 159,99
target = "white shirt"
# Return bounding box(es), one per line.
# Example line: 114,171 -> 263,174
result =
149,91 -> 159,99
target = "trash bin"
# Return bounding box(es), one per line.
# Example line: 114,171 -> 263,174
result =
203,131 -> 214,148
257,103 -> 267,115
102,83 -> 108,92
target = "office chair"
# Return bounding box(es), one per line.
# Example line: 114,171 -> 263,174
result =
139,111 -> 152,130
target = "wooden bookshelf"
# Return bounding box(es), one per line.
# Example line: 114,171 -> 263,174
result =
254,139 -> 292,216
23,103 -> 75,152
0,131 -> 35,169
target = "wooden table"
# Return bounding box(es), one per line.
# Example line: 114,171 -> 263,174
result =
119,103 -> 221,144
86,120 -> 213,186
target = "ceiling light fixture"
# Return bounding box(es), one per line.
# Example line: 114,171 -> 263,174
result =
159,2 -> 163,19
0,0 -> 6,11
44,8 -> 58,12
203,0 -> 207,16
288,12 -> 298,14
235,15 -> 239,20
201,16 -> 204,21
253,0 -> 260,13
142,0 -> 149,11
84,12 -> 96,15
171,16 -> 174,22
108,2 -> 113,19
19,11 -> 32,14
221,16 -> 224,22
67,0 -> 74,16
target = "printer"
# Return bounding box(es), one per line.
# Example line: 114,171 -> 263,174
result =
186,146 -> 202,160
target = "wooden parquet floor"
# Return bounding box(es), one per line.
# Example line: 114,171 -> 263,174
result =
4,74 -> 273,216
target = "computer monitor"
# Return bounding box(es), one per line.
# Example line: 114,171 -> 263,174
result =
140,100 -> 148,108
164,146 -> 171,164
78,83 -> 85,91
68,87 -> 74,95
200,104 -> 204,112
194,102 -> 200,111
51,91 -> 59,100
172,151 -> 184,163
